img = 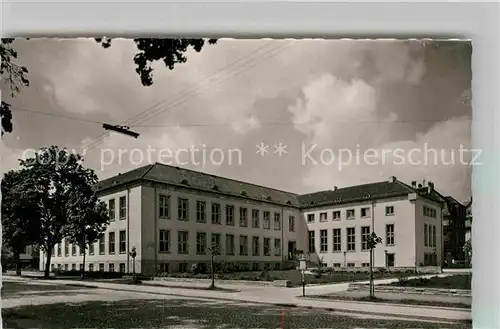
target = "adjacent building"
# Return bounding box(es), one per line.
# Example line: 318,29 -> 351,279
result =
40,163 -> 451,274
465,198 -> 472,243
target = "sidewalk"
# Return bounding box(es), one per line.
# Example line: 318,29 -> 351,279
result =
3,275 -> 471,322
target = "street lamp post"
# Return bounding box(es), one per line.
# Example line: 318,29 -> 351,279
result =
129,246 -> 137,283
208,243 -> 220,290
299,256 -> 307,297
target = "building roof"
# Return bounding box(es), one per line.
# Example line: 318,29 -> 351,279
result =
96,164 -> 447,209
96,163 -> 300,207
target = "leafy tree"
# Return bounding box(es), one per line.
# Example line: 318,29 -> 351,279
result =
0,38 -> 29,136
367,232 -> 383,300
95,38 -> 217,86
1,169 -> 41,275
18,145 -> 100,277
64,188 -> 109,279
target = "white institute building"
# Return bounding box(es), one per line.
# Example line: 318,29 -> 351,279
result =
40,163 -> 446,274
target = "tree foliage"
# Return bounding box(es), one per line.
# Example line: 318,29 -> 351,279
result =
9,145 -> 105,277
1,169 -> 41,275
0,38 -> 30,136
95,37 -> 217,86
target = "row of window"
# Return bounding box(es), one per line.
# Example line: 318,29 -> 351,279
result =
108,196 -> 127,220
160,230 -> 284,257
423,205 -> 438,219
424,224 -> 438,247
53,263 -> 126,273
157,195 -> 296,231
55,231 -> 127,257
308,224 -> 395,253
307,206 -> 395,223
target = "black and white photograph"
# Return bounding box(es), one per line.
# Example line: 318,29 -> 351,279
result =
1,38 -> 473,328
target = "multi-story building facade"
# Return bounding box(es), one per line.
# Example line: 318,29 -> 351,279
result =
39,164 -> 448,274
439,195 -> 467,265
300,177 -> 444,268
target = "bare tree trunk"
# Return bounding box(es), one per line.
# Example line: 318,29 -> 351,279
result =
369,248 -> 374,299
13,250 -> 21,276
81,248 -> 86,279
44,247 -> 52,278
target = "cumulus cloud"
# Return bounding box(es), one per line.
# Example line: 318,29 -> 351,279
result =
2,39 -> 472,201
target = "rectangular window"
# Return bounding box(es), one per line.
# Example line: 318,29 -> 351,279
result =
64,240 -> 69,256
159,195 -> 170,219
239,207 -> 248,227
72,264 -> 76,271
432,225 -> 437,247
108,199 -> 115,221
361,226 -> 370,251
212,203 -> 221,224
225,234 -> 235,255
332,228 -> 341,252
119,196 -> 126,219
119,263 -> 125,273
211,233 -> 221,254
57,244 -> 61,257
333,263 -> 341,268
226,205 -> 235,226
385,206 -> 394,216
197,232 -> 207,254
89,242 -> 94,256
320,212 -> 328,222
109,264 -> 115,272
274,212 -> 281,230
288,216 -> 295,232
347,227 -> 356,251
79,263 -> 83,271
158,263 -> 168,274
178,263 -> 188,273
239,235 -> 248,256
159,229 -> 170,253
361,207 -> 370,218
347,263 -> 355,268
320,229 -> 328,252
423,206 -> 437,219
88,264 -> 93,272
108,232 -> 115,254
263,211 -> 271,229
274,238 -> 281,256
424,224 -> 429,247
119,230 -> 126,253
308,230 -> 315,253
99,234 -> 105,254
71,243 -> 77,256
332,211 -> 341,221
386,224 -> 395,246
252,236 -> 260,256
263,238 -> 271,256
99,263 -> 104,272
178,231 -> 189,254
362,262 -> 370,267
346,209 -> 355,220
178,198 -> 189,221
307,214 -> 315,223
196,201 -> 206,223
252,209 -> 260,228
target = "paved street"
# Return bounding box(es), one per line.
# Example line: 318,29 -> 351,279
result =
2,279 -> 471,329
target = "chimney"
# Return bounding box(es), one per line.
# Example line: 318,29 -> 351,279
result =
389,176 -> 397,183
411,181 -> 417,188
418,184 -> 422,188
427,181 -> 434,194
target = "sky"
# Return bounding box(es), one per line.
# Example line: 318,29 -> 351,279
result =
1,38 -> 473,202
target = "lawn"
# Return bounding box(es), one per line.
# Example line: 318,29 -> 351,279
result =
310,294 -> 471,309
166,269 -> 405,287
388,274 -> 472,290
2,298 -> 472,329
